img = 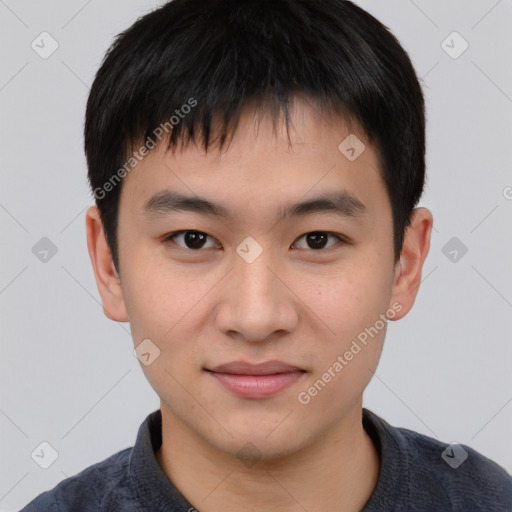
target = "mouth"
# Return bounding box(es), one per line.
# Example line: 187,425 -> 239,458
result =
204,360 -> 307,399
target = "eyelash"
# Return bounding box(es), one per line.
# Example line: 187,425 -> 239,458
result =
163,230 -> 350,252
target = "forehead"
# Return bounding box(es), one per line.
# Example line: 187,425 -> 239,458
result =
119,98 -> 388,223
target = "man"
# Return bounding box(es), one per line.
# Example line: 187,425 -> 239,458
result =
22,0 -> 512,510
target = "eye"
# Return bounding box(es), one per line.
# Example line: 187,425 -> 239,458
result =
164,230 -> 221,250
292,231 -> 345,251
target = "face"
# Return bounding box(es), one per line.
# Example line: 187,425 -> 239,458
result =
89,98 -> 427,460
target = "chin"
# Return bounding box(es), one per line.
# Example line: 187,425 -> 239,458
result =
214,421 -> 313,463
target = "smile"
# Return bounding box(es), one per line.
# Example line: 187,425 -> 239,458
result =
204,360 -> 307,399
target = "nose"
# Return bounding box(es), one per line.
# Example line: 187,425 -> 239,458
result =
215,249 -> 299,343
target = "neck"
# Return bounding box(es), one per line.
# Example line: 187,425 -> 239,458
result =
156,401 -> 380,512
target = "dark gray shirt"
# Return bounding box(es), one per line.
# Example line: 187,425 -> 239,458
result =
20,408 -> 512,511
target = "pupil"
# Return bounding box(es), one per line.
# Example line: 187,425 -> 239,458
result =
185,231 -> 206,249
307,232 -> 327,250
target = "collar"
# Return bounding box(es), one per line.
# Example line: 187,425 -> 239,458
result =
128,408 -> 406,511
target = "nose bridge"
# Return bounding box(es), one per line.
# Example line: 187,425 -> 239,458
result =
234,235 -> 277,294
235,246 -> 281,314
216,242 -> 298,341
237,251 -> 275,300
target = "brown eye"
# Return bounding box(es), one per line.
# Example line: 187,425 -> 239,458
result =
293,232 -> 343,251
165,231 -> 220,250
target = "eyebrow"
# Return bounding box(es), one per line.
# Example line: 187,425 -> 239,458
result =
142,190 -> 367,222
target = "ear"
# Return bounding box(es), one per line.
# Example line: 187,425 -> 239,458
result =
85,206 -> 129,322
389,207 -> 433,320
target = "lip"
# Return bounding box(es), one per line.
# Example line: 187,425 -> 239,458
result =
205,360 -> 306,399
207,360 -> 305,375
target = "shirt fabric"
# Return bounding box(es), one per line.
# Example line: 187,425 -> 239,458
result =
21,408 -> 512,511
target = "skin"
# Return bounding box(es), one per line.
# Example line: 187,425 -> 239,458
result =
86,96 -> 433,512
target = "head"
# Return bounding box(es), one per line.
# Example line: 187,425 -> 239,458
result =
85,0 -> 432,460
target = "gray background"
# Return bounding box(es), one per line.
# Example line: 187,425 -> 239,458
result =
1,0 -> 511,510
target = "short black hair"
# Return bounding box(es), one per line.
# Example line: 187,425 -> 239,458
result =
85,0 -> 426,272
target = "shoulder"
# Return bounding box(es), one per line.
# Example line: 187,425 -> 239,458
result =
407,428 -> 511,490
20,447 -> 136,512
368,409 -> 512,510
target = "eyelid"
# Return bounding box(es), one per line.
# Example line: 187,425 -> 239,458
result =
292,232 -> 347,251
163,230 -> 350,252
164,230 -> 221,250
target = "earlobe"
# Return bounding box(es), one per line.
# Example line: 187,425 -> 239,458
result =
85,206 -> 129,322
389,207 -> 433,321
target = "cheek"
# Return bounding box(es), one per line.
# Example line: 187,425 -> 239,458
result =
121,249 -> 198,341
122,267 -> 203,410
296,272 -> 389,413
120,257 -> 217,386
296,332 -> 384,424
297,260 -> 392,344
290,257 -> 392,403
